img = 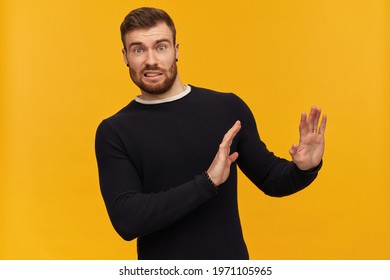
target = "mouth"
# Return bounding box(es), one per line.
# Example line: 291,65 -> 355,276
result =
143,71 -> 163,78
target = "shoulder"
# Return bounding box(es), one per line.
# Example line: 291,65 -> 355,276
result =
189,85 -> 246,106
98,100 -> 140,126
96,100 -> 140,137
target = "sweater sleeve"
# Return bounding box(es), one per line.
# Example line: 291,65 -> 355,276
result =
95,120 -> 217,241
234,95 -> 321,197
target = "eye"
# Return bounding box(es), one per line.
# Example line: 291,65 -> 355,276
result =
157,45 -> 167,52
133,47 -> 143,55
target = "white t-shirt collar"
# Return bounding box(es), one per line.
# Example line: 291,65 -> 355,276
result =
135,85 -> 191,105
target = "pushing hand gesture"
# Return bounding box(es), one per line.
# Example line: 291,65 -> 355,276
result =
289,106 -> 327,170
207,121 -> 241,187
207,107 -> 327,187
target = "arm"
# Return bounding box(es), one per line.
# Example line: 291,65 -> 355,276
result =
235,98 -> 326,197
95,120 -> 218,241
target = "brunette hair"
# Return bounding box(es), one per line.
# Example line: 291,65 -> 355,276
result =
120,7 -> 176,50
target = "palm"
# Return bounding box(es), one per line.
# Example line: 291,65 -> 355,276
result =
289,106 -> 327,171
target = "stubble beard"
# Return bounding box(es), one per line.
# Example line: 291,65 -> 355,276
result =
130,62 -> 178,95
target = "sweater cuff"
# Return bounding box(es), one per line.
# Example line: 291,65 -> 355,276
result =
294,159 -> 323,174
200,172 -> 219,194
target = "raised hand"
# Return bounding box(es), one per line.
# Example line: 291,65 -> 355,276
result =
289,106 -> 327,170
207,121 -> 241,187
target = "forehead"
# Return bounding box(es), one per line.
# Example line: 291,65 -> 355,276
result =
124,22 -> 174,47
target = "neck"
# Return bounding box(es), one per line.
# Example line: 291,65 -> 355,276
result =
139,75 -> 186,101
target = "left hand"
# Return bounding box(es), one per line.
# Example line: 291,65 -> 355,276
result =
289,106 -> 327,170
207,121 -> 241,187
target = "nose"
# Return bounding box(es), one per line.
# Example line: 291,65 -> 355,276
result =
145,50 -> 157,66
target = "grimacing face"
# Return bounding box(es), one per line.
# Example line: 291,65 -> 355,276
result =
122,22 -> 179,96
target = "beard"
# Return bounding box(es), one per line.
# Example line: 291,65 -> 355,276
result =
130,62 -> 178,95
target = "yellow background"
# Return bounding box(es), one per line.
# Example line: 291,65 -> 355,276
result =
1,0 -> 389,259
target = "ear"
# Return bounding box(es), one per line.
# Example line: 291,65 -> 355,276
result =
175,43 -> 180,61
122,48 -> 129,67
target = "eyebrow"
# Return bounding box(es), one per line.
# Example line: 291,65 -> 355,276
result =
155,39 -> 171,45
127,38 -> 172,50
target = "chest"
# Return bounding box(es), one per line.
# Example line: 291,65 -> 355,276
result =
119,108 -> 237,192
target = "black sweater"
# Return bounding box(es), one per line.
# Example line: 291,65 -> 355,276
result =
95,85 -> 320,259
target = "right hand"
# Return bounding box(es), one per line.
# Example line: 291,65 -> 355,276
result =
207,121 -> 241,187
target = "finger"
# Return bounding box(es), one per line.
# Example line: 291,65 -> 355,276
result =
313,107 -> 321,132
228,152 -> 239,163
299,112 -> 307,136
318,114 -> 327,135
307,106 -> 322,133
289,144 -> 298,156
220,120 -> 241,149
227,120 -> 241,138
306,106 -> 317,132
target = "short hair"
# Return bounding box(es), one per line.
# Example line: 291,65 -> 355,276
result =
120,7 -> 176,50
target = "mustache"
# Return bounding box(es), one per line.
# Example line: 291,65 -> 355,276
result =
143,60 -> 177,72
143,65 -> 162,71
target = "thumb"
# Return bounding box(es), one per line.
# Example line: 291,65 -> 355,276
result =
228,152 -> 239,163
289,144 -> 298,156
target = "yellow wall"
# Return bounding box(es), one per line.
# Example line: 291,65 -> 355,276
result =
1,0 -> 389,259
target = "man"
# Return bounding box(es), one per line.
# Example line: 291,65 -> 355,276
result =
95,7 -> 327,260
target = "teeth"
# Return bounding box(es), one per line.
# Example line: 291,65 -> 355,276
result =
145,73 -> 160,77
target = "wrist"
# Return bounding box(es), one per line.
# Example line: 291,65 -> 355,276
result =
294,159 -> 323,173
204,171 -> 218,189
